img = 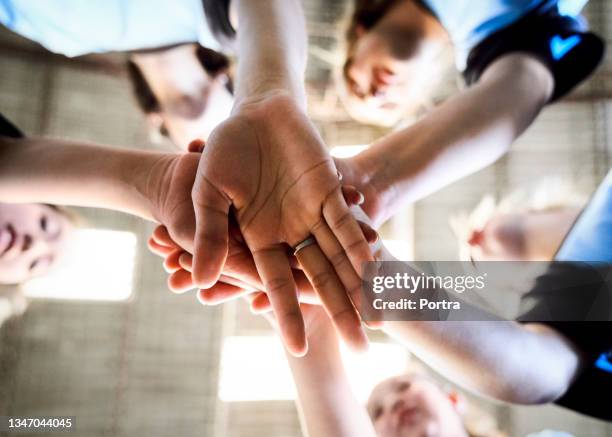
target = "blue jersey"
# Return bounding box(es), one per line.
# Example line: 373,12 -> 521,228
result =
423,0 -> 589,68
556,170 -> 612,262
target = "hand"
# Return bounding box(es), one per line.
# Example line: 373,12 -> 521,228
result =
148,223 -> 322,305
333,154 -> 394,229
148,195 -> 378,308
148,183 -> 378,310
190,92 -> 374,355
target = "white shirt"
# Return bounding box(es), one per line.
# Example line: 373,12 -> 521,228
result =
0,0 -> 222,57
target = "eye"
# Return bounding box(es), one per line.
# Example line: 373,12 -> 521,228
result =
373,406 -> 383,420
29,256 -> 53,275
29,257 -> 41,272
396,381 -> 411,392
40,215 -> 48,232
40,214 -> 62,239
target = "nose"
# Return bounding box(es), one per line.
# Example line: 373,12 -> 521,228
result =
468,230 -> 484,247
22,234 -> 33,252
391,398 -> 405,414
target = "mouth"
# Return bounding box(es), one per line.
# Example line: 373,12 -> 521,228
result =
397,406 -> 421,426
0,225 -> 17,258
373,68 -> 397,87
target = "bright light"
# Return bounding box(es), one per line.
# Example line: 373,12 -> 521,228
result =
330,145 -> 369,158
383,239 -> 413,261
218,335 -> 408,402
23,229 -> 137,301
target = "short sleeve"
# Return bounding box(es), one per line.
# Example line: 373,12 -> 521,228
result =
463,2 -> 605,102
0,113 -> 24,139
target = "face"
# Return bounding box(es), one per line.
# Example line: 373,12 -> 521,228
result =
344,25 -> 434,124
467,213 -> 526,262
367,375 -> 466,437
135,44 -> 235,148
0,203 -> 73,284
159,77 -> 234,148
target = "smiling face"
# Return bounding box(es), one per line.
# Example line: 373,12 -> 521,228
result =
367,374 -> 466,437
345,23 -> 426,100
341,1 -> 446,125
0,203 -> 74,284
129,44 -> 234,149
156,73 -> 234,148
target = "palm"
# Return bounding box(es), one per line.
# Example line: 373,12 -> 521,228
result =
191,94 -> 373,355
195,103 -> 338,252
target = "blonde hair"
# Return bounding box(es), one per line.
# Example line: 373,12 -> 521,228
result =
450,178 -> 588,260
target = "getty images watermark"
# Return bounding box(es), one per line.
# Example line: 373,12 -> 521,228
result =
359,261 -> 612,322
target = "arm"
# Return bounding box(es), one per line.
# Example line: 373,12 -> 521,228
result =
233,0 -> 307,106
343,54 -> 555,224
383,320 -> 583,405
0,136 -> 163,219
283,307 -> 378,437
367,246 -> 584,405
190,0 -> 374,356
0,135 -> 200,249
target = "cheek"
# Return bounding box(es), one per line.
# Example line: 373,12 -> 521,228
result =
486,221 -> 524,258
0,258 -> 31,285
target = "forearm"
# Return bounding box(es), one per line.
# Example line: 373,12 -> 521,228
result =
0,136 -> 163,220
383,320 -> 581,404
363,241 -> 581,404
286,330 -> 377,437
361,54 -> 554,206
233,0 -> 307,106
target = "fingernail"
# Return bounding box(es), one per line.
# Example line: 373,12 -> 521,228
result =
356,191 -> 365,205
337,170 -> 343,181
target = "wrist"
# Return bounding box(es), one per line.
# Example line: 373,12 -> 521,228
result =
349,151 -> 400,227
130,152 -> 179,222
233,88 -> 305,116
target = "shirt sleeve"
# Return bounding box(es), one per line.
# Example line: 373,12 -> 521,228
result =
517,262 -> 612,358
0,113 -> 24,139
463,1 -> 605,102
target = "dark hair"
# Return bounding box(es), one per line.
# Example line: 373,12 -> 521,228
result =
342,0 -> 431,96
127,45 -> 233,115
202,0 -> 236,44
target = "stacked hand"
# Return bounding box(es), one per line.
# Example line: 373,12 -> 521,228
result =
145,94 -> 382,355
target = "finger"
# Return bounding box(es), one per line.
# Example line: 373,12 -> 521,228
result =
358,221 -> 378,244
250,290 -> 321,313
197,283 -> 254,305
168,269 -> 197,293
192,177 -> 231,289
164,250 -> 183,273
288,253 -> 301,270
311,219 -> 364,315
179,252 -> 193,271
296,243 -> 368,352
188,139 -> 206,153
341,185 -> 364,206
199,272 -> 258,304
252,269 -> 321,312
364,320 -> 385,330
147,237 -> 176,257
322,190 -> 375,276
252,246 -> 306,357
250,291 -> 273,313
152,225 -> 180,249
